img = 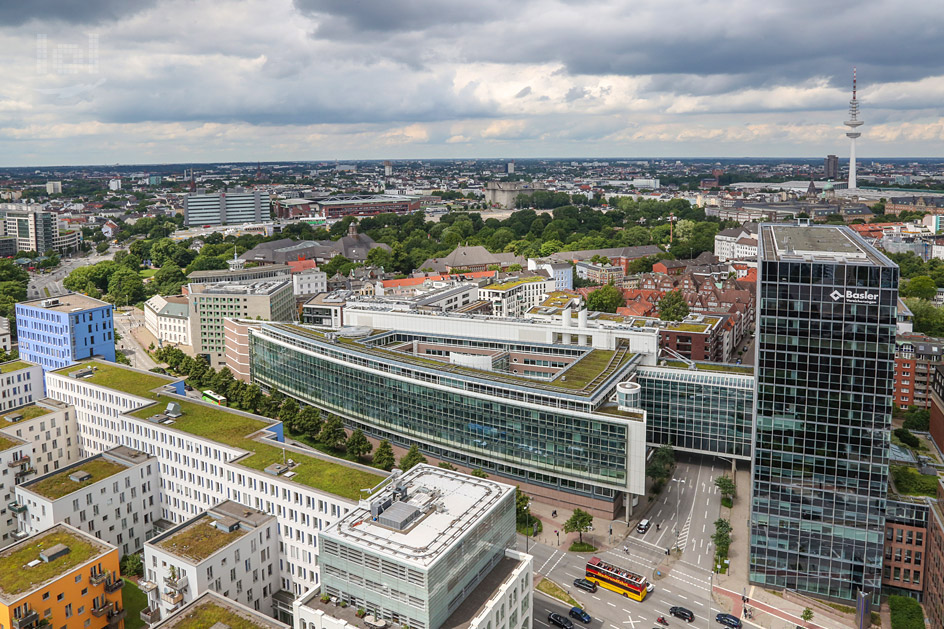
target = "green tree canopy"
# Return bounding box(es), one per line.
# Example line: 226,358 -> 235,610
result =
658,290 -> 690,321
318,415 -> 347,449
563,508 -> 593,544
902,275 -> 937,300
399,444 -> 428,471
586,284 -> 625,313
345,429 -> 372,459
373,440 -> 396,471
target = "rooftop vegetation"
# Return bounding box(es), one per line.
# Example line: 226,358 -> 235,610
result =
0,530 -> 101,595
165,601 -> 273,629
60,361 -> 173,399
27,457 -> 128,500
8,405 -> 54,421
0,361 -> 33,374
157,519 -> 246,562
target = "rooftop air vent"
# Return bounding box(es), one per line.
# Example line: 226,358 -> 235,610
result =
165,403 -> 182,418
69,471 -> 92,483
40,543 -> 70,563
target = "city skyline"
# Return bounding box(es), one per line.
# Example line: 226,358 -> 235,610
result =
1,0 -> 943,166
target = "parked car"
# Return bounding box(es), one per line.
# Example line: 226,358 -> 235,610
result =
670,606 -> 695,622
569,608 -> 591,624
716,613 -> 742,628
548,613 -> 574,629
573,578 -> 597,593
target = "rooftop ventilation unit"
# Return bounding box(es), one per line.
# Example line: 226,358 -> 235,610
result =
41,299 -> 60,308
68,367 -> 96,379
40,543 -> 70,563
165,403 -> 183,418
213,516 -> 240,533
4,413 -> 23,423
377,501 -> 422,531
69,471 -> 92,483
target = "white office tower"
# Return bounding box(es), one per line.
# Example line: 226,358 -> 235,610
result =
297,465 -> 532,629
844,68 -> 863,190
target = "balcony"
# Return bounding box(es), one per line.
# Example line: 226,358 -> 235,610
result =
7,455 -> 29,467
161,590 -> 183,605
163,574 -> 188,590
90,571 -> 108,586
11,609 -> 38,629
12,530 -> 29,540
140,607 -> 161,625
14,468 -> 35,479
107,609 -> 126,626
91,602 -> 111,618
105,579 -> 124,594
7,501 -> 26,514
139,580 -> 158,593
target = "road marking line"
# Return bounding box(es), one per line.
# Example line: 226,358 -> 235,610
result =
693,601 -> 704,606
592,596 -> 600,601
607,602 -> 616,607
678,594 -> 688,600
622,609 -> 631,614
537,550 -> 559,573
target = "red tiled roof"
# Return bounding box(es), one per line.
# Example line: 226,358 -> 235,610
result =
286,259 -> 319,273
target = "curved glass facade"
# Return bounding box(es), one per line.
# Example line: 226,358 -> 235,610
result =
250,326 -> 645,500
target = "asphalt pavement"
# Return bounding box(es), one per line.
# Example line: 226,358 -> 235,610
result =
527,457 -> 727,629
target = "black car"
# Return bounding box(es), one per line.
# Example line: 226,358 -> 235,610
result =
716,613 -> 741,628
569,607 -> 591,624
548,613 -> 574,629
670,606 -> 695,622
573,578 -> 597,593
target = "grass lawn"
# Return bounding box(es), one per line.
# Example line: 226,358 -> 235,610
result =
0,360 -> 32,374
568,542 -> 597,552
0,530 -> 99,595
157,518 -> 247,562
536,578 -> 580,608
167,601 -> 269,629
138,269 -> 157,278
516,516 -> 542,536
891,466 -> 941,497
134,398 -> 385,500
9,405 -> 54,421
122,578 -> 147,629
552,350 -> 616,389
61,361 -> 173,399
27,457 -> 129,499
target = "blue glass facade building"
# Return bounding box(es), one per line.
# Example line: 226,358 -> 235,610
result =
16,294 -> 116,372
750,225 -> 896,604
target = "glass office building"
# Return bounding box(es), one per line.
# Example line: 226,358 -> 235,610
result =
249,324 -> 648,516
636,365 -> 754,459
750,224 -> 897,604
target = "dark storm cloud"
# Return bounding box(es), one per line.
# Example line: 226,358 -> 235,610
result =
293,0 -> 508,35
0,0 -> 156,26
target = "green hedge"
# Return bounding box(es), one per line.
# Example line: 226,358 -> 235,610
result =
889,595 -> 924,629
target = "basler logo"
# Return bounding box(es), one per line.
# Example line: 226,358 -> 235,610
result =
830,289 -> 878,304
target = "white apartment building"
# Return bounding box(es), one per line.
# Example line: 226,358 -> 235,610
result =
0,360 -> 43,412
109,179 -> 122,191
0,397 -> 80,477
526,259 -> 573,291
15,445 -> 160,556
0,433 -> 32,547
44,360 -> 386,611
714,226 -> 758,262
142,501 -> 279,622
0,319 -> 12,352
478,276 -> 556,318
144,295 -> 191,347
731,237 -> 758,260
151,591 -> 290,629
292,270 -> 328,297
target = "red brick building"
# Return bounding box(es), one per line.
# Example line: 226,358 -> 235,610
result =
895,334 -> 944,409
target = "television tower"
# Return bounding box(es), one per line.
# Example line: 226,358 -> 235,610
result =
844,67 -> 863,190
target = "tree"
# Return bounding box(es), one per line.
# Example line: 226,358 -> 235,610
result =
295,405 -> 322,439
399,444 -> 427,471
107,267 -> 145,306
153,262 -> 187,295
586,284 -> 625,313
711,518 -> 732,554
120,553 -> 143,577
563,508 -> 593,544
902,275 -> 937,300
658,290 -> 690,321
318,415 -> 347,449
438,462 -> 457,471
471,468 -> 488,478
715,475 -> 736,500
96,241 -> 110,254
800,608 -> 814,624
373,439 -> 396,471
515,487 -> 531,525
345,429 -> 372,459
279,399 -> 300,432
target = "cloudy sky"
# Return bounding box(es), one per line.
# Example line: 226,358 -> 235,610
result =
2,0 -> 943,166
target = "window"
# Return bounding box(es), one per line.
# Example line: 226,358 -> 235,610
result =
65,604 -> 73,618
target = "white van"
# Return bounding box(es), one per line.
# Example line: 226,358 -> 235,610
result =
637,519 -> 651,533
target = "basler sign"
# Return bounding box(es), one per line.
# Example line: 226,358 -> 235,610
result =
829,288 -> 879,305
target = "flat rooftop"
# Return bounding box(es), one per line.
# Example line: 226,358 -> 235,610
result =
18,293 -> 111,313
58,360 -> 179,399
442,555 -> 524,629
656,360 -> 755,376
0,360 -> 35,374
154,514 -> 249,563
24,449 -> 145,500
156,592 -> 288,629
482,276 -> 548,291
761,224 -> 893,266
0,525 -> 111,600
193,279 -> 291,296
325,465 -> 510,568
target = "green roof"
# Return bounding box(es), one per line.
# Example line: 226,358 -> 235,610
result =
26,457 -> 129,500
156,517 -> 247,562
59,361 -> 176,399
664,323 -> 710,333
661,360 -> 754,375
6,405 -> 54,422
132,398 -> 385,500
0,435 -> 19,452
164,601 -> 276,629
0,361 -> 33,374
0,529 -> 105,596
483,276 -> 548,291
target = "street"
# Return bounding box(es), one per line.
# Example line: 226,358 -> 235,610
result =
27,252 -> 111,300
526,456 -> 727,629
114,307 -> 159,370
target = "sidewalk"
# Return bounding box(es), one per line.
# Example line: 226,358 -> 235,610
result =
524,500 -> 636,551
711,467 -> 859,629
